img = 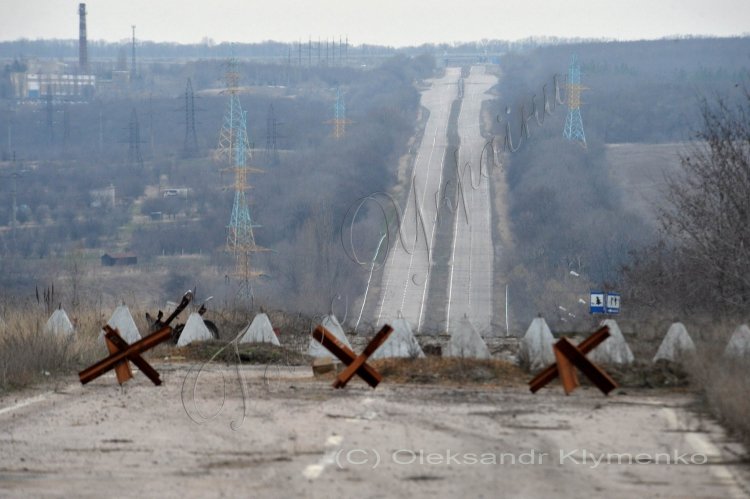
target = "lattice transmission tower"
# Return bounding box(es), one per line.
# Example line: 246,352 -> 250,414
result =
217,56 -> 264,300
326,87 -> 351,139
128,107 -> 144,168
563,54 -> 587,147
182,78 -> 199,158
264,104 -> 281,166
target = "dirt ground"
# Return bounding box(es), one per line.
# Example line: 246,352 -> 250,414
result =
1,363 -> 749,498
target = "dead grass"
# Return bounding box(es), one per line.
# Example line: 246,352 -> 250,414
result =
589,359 -> 691,389
371,357 -> 528,387
693,352 -> 750,449
173,340 -> 310,365
0,308 -> 103,392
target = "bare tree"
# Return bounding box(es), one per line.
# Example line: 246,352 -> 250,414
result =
657,89 -> 750,311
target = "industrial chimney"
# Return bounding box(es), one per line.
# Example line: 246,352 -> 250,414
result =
78,3 -> 88,73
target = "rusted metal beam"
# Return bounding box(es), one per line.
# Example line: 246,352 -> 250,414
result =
79,325 -> 172,385
103,326 -> 162,386
333,325 -> 393,389
529,326 -> 609,393
553,337 -> 618,395
311,324 -> 392,388
104,328 -> 133,385
553,343 -> 579,395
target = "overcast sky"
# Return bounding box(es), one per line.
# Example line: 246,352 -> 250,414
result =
1,0 -> 749,47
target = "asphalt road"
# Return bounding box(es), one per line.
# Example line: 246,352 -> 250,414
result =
1,367 -> 747,498
376,68 -> 460,332
445,66 -> 496,337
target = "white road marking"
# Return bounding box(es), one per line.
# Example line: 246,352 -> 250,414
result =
662,408 -> 747,498
302,434 -> 344,480
0,394 -> 47,416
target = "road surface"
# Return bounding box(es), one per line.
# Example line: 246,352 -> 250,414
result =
1,366 -> 748,498
445,66 -> 496,337
376,68 -> 460,332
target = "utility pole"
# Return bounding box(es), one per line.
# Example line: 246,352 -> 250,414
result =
3,158 -> 27,253
63,104 -> 70,149
98,103 -> 104,155
45,90 -> 54,145
11,172 -> 18,249
148,93 -> 154,155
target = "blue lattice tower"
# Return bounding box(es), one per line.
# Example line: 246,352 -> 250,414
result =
217,57 -> 247,163
326,87 -> 352,139
563,54 -> 587,147
217,55 -> 265,300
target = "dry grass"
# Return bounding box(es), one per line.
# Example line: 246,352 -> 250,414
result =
173,340 -> 310,365
371,357 -> 528,387
0,308 -> 104,392
693,348 -> 750,449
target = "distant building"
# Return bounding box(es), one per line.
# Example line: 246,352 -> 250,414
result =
90,184 -> 116,208
101,253 -> 137,266
10,72 -> 96,101
161,187 -> 191,198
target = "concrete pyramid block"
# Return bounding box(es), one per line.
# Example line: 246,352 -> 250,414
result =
518,317 -> 555,371
589,319 -> 634,365
653,322 -> 695,362
45,309 -> 75,336
447,315 -> 490,359
308,314 -> 351,358
238,313 -> 280,346
100,305 -> 142,344
724,324 -> 750,357
371,317 -> 424,359
177,313 -> 214,346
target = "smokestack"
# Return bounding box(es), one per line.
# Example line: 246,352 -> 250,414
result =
131,25 -> 136,80
78,3 -> 88,73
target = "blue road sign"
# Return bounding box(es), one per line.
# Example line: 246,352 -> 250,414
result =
606,292 -> 621,314
590,291 -> 605,314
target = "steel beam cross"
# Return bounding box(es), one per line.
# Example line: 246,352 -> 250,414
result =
79,291 -> 193,387
528,326 -> 618,395
79,325 -> 172,385
311,324 -> 393,389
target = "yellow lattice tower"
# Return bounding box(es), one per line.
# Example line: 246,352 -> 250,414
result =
563,54 -> 587,146
325,87 -> 352,139
566,81 -> 584,110
217,53 -> 268,299
216,59 -> 244,164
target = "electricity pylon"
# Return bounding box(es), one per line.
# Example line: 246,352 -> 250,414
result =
326,87 -> 352,139
217,55 -> 265,301
128,107 -> 144,168
182,78 -> 199,158
563,54 -> 587,147
264,103 -> 281,166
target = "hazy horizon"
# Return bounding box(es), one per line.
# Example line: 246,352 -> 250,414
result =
1,0 -> 749,48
